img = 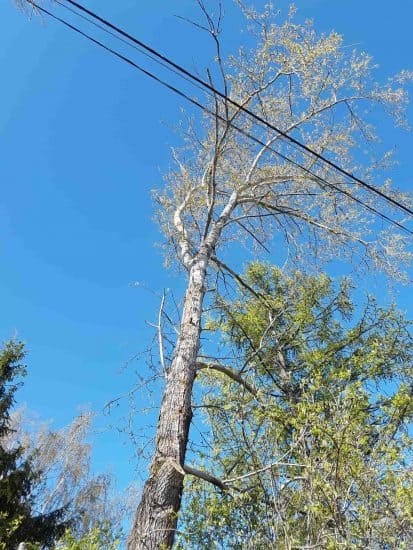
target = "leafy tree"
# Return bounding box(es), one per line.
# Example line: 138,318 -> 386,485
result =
0,339 -> 68,548
179,265 -> 413,548
17,524 -> 121,550
55,524 -> 120,550
3,409 -> 135,542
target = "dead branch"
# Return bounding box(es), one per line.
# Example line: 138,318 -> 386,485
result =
196,361 -> 258,398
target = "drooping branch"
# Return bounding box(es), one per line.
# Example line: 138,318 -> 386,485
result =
196,361 -> 258,398
183,459 -> 307,492
211,255 -> 265,302
183,463 -> 229,491
249,199 -> 369,246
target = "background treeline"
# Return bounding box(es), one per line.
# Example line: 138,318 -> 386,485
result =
0,340 -> 135,549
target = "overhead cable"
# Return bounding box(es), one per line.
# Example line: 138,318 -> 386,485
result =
28,1 -> 413,236
60,0 -> 413,219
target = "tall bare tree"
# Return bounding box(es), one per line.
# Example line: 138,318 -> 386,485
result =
13,1 -> 413,548
127,4 -> 412,548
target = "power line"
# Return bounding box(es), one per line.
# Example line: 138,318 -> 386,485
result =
61,0 -> 413,219
53,0 -> 210,98
29,1 -> 413,236
28,1 -> 413,236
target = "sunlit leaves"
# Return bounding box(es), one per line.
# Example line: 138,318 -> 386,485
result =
180,266 -> 413,548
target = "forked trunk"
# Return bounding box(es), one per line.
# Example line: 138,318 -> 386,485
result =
127,257 -> 208,549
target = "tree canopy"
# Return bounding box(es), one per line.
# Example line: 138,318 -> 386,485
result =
4,409 -> 132,543
179,265 -> 413,548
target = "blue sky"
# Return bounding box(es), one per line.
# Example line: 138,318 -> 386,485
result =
1,0 -> 413,501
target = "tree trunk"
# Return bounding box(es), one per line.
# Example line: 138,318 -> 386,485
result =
127,255 -> 208,549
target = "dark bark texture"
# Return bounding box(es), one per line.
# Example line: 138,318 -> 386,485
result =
127,259 -> 207,549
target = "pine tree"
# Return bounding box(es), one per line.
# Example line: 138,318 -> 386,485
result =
0,340 -> 68,549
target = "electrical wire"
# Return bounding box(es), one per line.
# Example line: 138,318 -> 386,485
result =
28,1 -> 413,236
61,0 -> 413,219
53,0 -> 210,98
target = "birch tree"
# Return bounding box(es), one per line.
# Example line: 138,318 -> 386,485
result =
127,4 -> 412,548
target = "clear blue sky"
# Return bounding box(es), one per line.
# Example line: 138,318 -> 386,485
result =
1,0 -> 413,500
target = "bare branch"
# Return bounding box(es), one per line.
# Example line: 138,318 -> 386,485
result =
211,255 -> 265,301
196,361 -> 258,398
223,461 -> 308,485
183,463 -> 229,491
157,290 -> 167,375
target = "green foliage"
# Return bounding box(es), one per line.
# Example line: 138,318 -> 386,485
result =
0,339 -> 68,548
0,514 -> 23,550
0,339 -> 134,548
0,340 -> 26,438
56,523 -> 120,550
16,524 -> 121,550
179,266 -> 413,548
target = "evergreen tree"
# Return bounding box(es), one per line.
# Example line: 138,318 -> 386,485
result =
0,340 -> 68,549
